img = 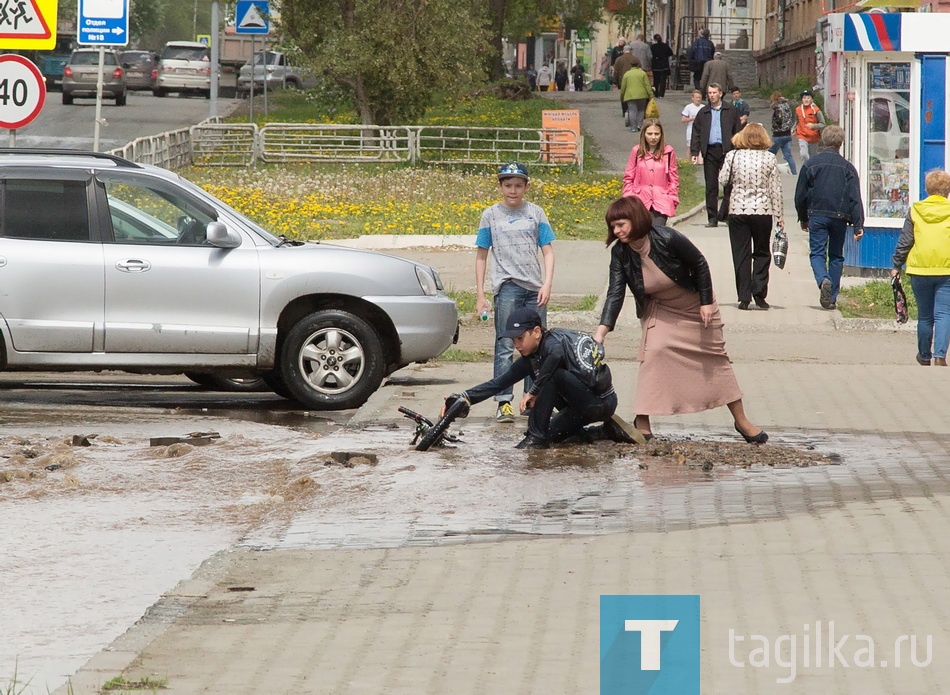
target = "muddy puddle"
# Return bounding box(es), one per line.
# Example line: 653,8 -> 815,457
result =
3,407 -> 948,694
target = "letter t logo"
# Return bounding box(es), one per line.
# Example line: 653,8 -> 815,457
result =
624,620 -> 679,670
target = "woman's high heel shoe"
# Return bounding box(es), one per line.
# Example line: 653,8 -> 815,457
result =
735,423 -> 769,444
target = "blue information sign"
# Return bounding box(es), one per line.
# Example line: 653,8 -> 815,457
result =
235,1 -> 270,35
78,0 -> 130,46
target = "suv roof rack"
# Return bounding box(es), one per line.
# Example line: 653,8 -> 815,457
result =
0,149 -> 141,168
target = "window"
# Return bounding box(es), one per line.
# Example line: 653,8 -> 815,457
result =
1,180 -> 90,241
101,177 -> 215,246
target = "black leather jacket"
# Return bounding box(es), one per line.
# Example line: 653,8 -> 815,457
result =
599,225 -> 715,327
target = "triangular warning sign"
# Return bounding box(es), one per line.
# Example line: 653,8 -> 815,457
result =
0,0 -> 52,40
238,4 -> 267,29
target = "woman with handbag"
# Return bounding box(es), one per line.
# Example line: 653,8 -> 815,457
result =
891,168 -> 950,366
619,57 -> 654,133
718,122 -> 785,310
592,195 -> 768,444
621,118 -> 679,226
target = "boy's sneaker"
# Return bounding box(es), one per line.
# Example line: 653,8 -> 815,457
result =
515,434 -> 549,449
603,413 -> 647,445
496,402 -> 515,423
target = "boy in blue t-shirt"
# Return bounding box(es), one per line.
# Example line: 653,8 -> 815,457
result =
475,162 -> 556,423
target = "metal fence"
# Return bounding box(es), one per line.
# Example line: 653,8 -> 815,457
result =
108,126 -> 195,170
191,123 -> 259,166
109,120 -> 584,172
259,124 -> 415,163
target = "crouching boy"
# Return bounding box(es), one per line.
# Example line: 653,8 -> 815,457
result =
442,307 -> 641,449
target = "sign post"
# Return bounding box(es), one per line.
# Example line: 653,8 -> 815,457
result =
235,1 -> 269,121
0,54 -> 48,146
78,0 -> 130,151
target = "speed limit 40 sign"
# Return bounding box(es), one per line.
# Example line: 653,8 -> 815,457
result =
0,54 -> 47,129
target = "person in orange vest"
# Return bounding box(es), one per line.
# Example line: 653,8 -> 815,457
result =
795,90 -> 826,165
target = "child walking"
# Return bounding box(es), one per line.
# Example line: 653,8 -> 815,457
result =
475,162 -> 556,423
621,118 -> 679,226
681,89 -> 704,150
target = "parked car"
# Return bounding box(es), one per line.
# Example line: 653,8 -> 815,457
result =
62,49 -> 127,105
236,50 -> 310,97
119,50 -> 158,91
869,93 -> 910,163
153,41 -> 211,98
0,150 -> 459,409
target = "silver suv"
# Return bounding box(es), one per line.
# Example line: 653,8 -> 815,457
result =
153,41 -> 211,98
0,150 -> 459,409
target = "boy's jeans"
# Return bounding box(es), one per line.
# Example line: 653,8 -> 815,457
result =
528,369 -> 617,442
909,274 -> 950,360
768,135 -> 797,174
493,280 -> 547,403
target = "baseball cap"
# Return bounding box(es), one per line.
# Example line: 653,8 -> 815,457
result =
714,51 -> 723,58
800,89 -> 813,97
500,307 -> 544,338
498,162 -> 529,181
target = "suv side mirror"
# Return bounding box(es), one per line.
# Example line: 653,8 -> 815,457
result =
206,221 -> 241,248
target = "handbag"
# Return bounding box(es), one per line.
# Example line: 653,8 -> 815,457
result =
717,154 -> 734,222
891,274 -> 909,324
645,97 -> 660,119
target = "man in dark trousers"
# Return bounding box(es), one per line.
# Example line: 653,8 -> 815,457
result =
650,34 -> 674,98
687,29 -> 715,90
690,82 -> 740,227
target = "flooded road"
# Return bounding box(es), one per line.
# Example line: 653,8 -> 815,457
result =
3,397 -> 949,694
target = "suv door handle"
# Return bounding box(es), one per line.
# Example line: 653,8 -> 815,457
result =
116,259 -> 151,272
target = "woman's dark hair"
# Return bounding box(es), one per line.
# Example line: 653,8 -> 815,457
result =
604,196 -> 653,246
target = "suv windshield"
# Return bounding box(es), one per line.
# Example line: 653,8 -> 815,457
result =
162,46 -> 209,61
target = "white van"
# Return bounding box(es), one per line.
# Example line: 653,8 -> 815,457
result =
153,41 -> 211,98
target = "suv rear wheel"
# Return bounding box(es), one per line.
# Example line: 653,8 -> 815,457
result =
116,91 -> 127,106
62,92 -> 73,105
279,310 -> 385,410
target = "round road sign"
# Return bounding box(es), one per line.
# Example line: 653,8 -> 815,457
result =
0,54 -> 47,130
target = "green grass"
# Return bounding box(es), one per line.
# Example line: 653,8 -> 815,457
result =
101,675 -> 168,692
837,279 -> 917,320
446,288 -> 478,314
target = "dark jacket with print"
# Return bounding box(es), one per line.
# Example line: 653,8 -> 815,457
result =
599,225 -> 715,325
793,147 -> 865,229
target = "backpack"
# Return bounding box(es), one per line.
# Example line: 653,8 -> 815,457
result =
772,101 -> 792,133
546,328 -> 612,394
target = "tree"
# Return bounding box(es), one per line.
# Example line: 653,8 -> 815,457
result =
282,0 -> 489,126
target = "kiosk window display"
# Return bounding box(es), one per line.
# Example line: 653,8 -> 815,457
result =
866,61 -> 910,220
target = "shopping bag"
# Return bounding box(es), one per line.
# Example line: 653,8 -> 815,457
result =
891,274 -> 909,324
645,98 -> 660,120
771,228 -> 788,269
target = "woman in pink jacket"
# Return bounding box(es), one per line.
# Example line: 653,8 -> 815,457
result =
621,118 -> 680,225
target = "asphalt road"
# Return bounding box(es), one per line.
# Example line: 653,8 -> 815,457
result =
5,88 -> 239,151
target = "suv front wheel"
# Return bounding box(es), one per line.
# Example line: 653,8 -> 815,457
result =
279,310 -> 385,410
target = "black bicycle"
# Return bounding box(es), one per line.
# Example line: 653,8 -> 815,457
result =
398,399 -> 468,451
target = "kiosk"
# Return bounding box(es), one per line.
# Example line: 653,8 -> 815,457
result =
820,12 -> 950,273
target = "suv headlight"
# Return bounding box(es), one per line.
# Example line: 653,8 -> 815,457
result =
415,266 -> 437,296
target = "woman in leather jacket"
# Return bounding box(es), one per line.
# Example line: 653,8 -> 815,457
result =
592,196 -> 768,443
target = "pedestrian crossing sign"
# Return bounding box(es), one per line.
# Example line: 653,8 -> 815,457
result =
0,0 -> 56,50
235,0 -> 269,35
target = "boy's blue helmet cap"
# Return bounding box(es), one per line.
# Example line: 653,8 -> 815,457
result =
500,307 -> 544,337
498,162 -> 529,181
